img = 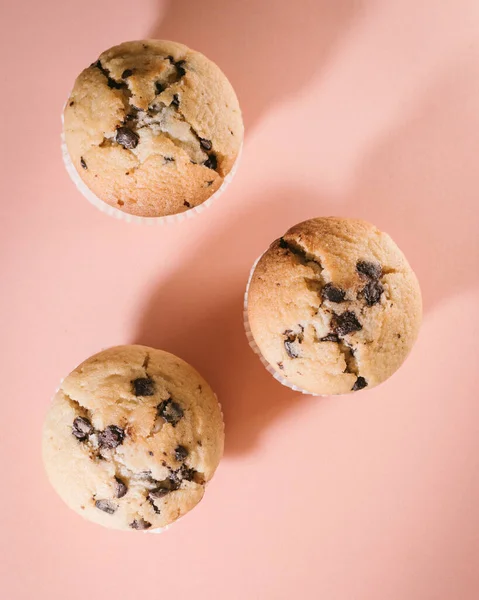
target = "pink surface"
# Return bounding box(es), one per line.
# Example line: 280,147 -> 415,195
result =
2,0 -> 479,598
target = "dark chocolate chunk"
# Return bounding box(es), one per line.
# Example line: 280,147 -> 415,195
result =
352,376 -> 368,391
149,498 -> 161,514
157,399 -> 184,426
283,330 -> 301,358
80,157 -> 87,170
130,519 -> 152,530
172,465 -> 198,485
180,466 -> 197,482
332,311 -> 362,336
171,94 -> 180,107
72,416 -> 93,441
279,237 -> 288,249
206,180 -> 214,187
199,138 -> 212,151
183,201 -> 191,208
361,280 -> 384,306
116,127 -> 139,149
175,60 -> 186,77
174,445 -> 188,461
98,425 -> 125,449
356,260 -> 382,280
155,81 -> 164,94
114,477 -> 128,498
69,101 -> 74,107
132,377 -> 155,397
321,283 -> 346,303
95,499 -> 117,514
164,156 -> 175,162
320,333 -> 340,343
121,69 -> 133,78
204,154 -> 217,170
149,486 -> 170,500
284,340 -> 299,359
167,55 -> 175,62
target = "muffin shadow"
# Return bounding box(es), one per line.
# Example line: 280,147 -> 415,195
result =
132,190 -> 323,456
150,0 -> 361,131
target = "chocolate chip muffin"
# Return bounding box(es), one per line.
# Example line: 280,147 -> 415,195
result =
42,345 -> 224,531
245,218 -> 422,396
62,40 -> 243,220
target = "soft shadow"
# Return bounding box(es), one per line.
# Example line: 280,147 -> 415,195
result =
133,190 -> 322,456
150,0 -> 363,130
337,63 -> 479,314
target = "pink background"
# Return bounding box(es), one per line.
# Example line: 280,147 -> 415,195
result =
2,0 -> 479,598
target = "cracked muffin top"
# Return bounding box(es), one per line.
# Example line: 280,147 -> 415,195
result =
63,40 -> 243,217
42,345 -> 224,531
247,218 -> 422,396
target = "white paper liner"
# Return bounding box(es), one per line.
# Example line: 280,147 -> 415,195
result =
49,374 -> 225,534
61,119 -> 242,224
244,253 -> 323,397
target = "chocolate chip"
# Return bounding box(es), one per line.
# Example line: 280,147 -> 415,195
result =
320,334 -> 340,342
132,377 -> 155,396
284,340 -> 299,358
148,451 -> 154,456
164,156 -> 175,162
121,69 -> 133,78
175,445 -> 188,461
95,499 -> 117,514
332,311 -> 362,336
171,94 -> 180,107
321,283 -> 346,303
69,101 -> 74,107
206,180 -> 214,187
149,499 -> 161,514
175,465 -> 197,483
72,417 -> 93,441
129,519 -> 151,530
184,201 -> 191,208
279,238 -> 288,249
98,425 -> 125,449
114,477 -> 128,498
155,81 -> 164,94
199,138 -> 212,151
80,157 -> 87,170
167,55 -> 174,62
149,486 -> 170,500
116,127 -> 139,149
157,399 -> 184,426
356,260 -> 382,280
277,361 -> 284,370
361,280 -> 384,306
204,154 -> 217,170
175,60 -> 186,77
352,376 -> 368,391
